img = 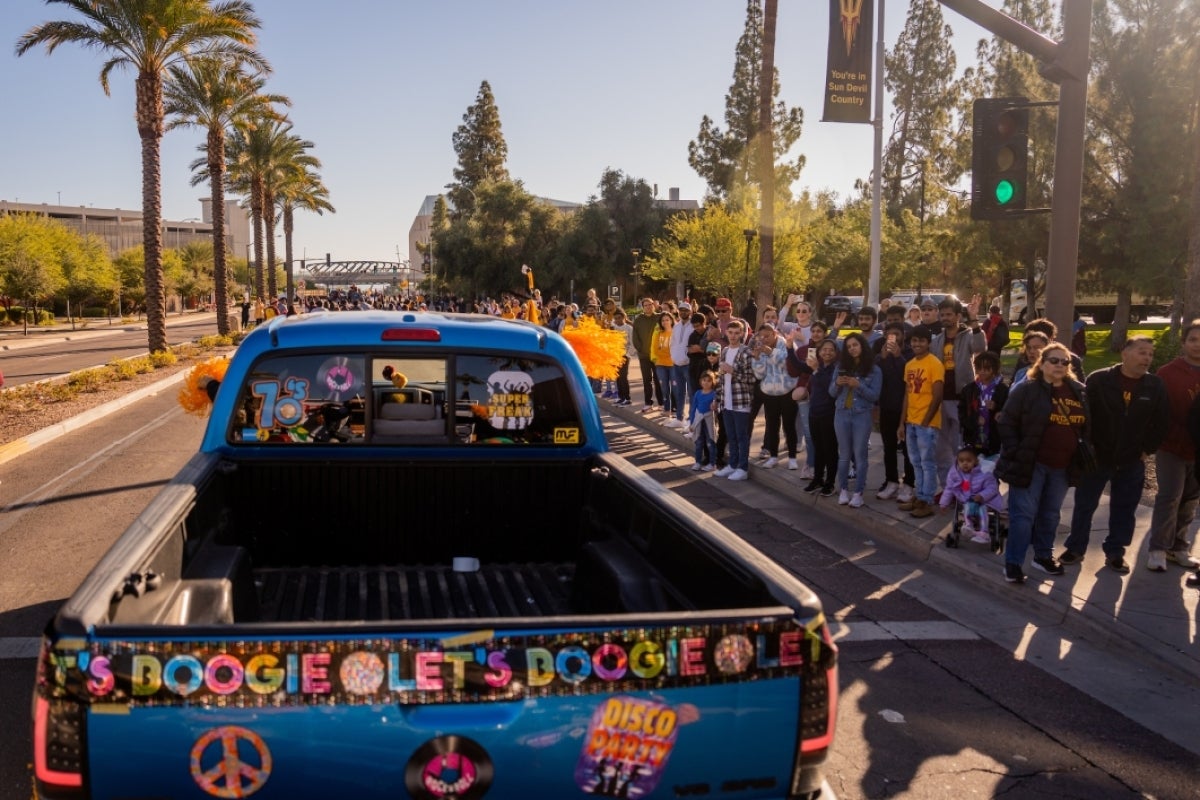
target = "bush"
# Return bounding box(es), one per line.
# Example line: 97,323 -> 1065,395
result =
68,368 -> 110,393
6,307 -> 55,325
81,307 -> 109,318
107,359 -> 139,380
1152,327 -> 1181,372
149,351 -> 178,368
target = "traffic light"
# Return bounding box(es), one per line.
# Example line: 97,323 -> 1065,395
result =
971,97 -> 1029,220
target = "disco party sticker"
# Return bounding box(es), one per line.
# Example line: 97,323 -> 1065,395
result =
575,695 -> 679,797
404,735 -> 494,799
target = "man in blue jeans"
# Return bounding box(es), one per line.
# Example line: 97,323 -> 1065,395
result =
898,326 -> 944,518
714,321 -> 756,481
1060,337 -> 1167,573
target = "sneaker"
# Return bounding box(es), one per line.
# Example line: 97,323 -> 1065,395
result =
849,492 -> 864,508
787,458 -> 798,470
641,405 -> 655,413
618,399 -> 632,406
910,500 -> 935,519
971,530 -> 992,544
800,466 -> 815,479
803,479 -> 822,494
896,485 -> 915,503
1186,571 -> 1200,587
690,462 -> 703,471
761,457 -> 778,469
1146,550 -> 1167,572
1105,556 -> 1131,574
1032,556 -> 1064,575
1058,549 -> 1084,566
701,463 -> 715,472
715,465 -> 735,477
1166,549 -> 1200,570
728,468 -> 749,481
876,481 -> 898,500
960,523 -> 976,539
758,449 -> 771,460
838,489 -> 850,505
664,418 -> 685,429
1004,563 -> 1026,584
819,484 -> 835,497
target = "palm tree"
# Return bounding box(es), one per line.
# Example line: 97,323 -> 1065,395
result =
262,132 -> 319,299
276,165 -> 335,301
17,0 -> 264,353
166,57 -> 286,334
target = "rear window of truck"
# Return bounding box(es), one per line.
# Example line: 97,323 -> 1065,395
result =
226,352 -> 586,446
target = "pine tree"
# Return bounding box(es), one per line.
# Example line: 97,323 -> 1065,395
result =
688,0 -> 804,201
449,80 -> 509,213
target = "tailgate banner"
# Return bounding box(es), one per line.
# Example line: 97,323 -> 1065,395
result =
45,621 -> 812,707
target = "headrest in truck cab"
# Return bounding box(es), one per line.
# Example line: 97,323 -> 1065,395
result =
379,402 -> 436,421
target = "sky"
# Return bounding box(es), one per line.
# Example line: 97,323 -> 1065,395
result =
2,0 -> 989,265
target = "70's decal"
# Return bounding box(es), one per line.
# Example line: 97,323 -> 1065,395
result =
251,379 -> 310,429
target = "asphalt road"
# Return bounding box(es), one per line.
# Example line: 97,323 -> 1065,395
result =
0,378 -> 1196,798
0,314 -> 220,386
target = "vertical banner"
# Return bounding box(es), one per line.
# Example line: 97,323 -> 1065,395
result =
823,0 -> 874,123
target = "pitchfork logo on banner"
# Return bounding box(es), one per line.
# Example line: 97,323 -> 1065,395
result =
823,0 -> 874,124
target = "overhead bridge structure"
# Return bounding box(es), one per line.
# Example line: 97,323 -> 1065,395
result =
294,259 -> 418,288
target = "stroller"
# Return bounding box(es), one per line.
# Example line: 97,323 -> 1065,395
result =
946,495 -> 1007,553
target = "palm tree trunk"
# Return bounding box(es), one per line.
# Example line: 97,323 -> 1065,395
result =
137,71 -> 167,353
264,191 -> 278,299
284,204 -> 295,302
252,177 -> 265,300
208,127 -> 230,335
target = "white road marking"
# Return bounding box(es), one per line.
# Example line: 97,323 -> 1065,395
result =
832,620 -> 979,642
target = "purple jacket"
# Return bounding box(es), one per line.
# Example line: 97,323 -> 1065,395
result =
938,464 -> 1004,511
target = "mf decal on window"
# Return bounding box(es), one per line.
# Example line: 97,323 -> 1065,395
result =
553,427 -> 581,444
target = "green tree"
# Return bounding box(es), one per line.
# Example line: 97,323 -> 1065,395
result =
882,0 -> 961,220
166,56 -> 283,333
17,0 -> 264,352
687,0 -> 805,201
172,238 -> 214,311
0,213 -> 67,333
55,228 -> 115,327
448,80 -> 509,214
1083,0 -> 1192,343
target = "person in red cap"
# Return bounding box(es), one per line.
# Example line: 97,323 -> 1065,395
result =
712,297 -> 749,346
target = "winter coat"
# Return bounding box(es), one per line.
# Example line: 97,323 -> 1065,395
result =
938,464 -> 1005,512
994,377 -> 1089,488
959,378 -> 1010,457
1084,364 -> 1168,467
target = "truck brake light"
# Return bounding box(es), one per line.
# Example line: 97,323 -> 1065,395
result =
382,328 -> 441,341
33,695 -> 84,794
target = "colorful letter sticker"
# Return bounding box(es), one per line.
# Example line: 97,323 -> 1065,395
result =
575,695 -> 679,797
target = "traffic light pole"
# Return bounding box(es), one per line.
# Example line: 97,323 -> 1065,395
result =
942,0 -> 1092,340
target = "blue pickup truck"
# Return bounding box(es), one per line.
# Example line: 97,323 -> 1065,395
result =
33,311 -> 837,799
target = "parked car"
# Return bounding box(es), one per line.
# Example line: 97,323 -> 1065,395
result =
888,291 -> 960,312
820,295 -> 863,325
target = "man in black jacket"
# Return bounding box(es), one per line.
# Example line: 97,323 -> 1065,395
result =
1060,336 -> 1168,572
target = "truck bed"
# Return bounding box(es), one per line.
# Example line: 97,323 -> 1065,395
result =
253,562 -> 576,622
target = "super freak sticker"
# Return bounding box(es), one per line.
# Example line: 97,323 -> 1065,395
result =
575,696 -> 679,797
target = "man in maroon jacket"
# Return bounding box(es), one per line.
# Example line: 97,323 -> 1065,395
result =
1146,321 -> 1200,573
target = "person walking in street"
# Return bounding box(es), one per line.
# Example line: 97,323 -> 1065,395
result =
1059,336 -> 1167,573
931,297 -> 986,492
898,325 -> 943,518
1145,321 -> 1200,573
632,298 -> 663,413
830,332 -> 882,507
995,342 -> 1089,584
874,321 -> 915,502
749,322 -> 800,470
714,321 -> 756,482
804,339 -> 841,496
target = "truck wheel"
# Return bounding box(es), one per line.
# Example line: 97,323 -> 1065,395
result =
1129,310 -> 1143,324
1092,308 -> 1115,325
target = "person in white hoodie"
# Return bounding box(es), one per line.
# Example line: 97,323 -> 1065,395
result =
663,302 -> 694,428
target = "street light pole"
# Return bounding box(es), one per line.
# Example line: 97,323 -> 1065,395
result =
743,228 -> 758,300
631,248 -> 642,301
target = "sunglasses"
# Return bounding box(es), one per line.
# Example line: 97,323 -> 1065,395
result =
717,309 -> 731,314
796,308 -> 811,314
1043,356 -> 1070,366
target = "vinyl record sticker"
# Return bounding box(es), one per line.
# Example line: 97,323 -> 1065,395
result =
404,735 -> 494,799
316,356 -> 362,401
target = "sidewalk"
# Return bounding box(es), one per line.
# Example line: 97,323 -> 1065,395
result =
605,377 -> 1200,686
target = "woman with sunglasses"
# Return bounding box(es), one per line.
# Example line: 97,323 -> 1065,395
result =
995,341 -> 1091,584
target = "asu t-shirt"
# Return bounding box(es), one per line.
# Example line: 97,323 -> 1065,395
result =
1036,383 -> 1084,469
905,353 -> 945,428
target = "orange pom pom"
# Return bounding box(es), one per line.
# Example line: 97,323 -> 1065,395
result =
560,316 -> 626,380
177,357 -> 230,417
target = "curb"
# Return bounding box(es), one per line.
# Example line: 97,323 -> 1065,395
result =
606,400 -> 1200,686
0,370 -> 189,468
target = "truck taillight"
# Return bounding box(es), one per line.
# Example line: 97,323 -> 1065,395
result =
33,637 -> 86,797
791,625 -> 839,797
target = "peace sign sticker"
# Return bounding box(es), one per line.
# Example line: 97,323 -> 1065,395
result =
190,725 -> 273,798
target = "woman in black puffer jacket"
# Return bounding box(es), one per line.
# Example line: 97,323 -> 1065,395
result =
995,342 -> 1089,584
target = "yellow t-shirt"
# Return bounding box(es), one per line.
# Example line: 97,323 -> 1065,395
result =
904,353 -> 945,428
652,328 -> 674,367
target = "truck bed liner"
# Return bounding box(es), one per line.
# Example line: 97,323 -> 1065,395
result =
253,562 -> 576,622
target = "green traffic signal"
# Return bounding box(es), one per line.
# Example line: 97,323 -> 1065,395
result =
995,180 -> 1015,205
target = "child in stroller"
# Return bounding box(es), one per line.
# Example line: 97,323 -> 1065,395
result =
939,446 -> 1005,549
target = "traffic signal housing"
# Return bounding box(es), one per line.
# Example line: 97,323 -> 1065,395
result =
972,97 -> 1029,220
